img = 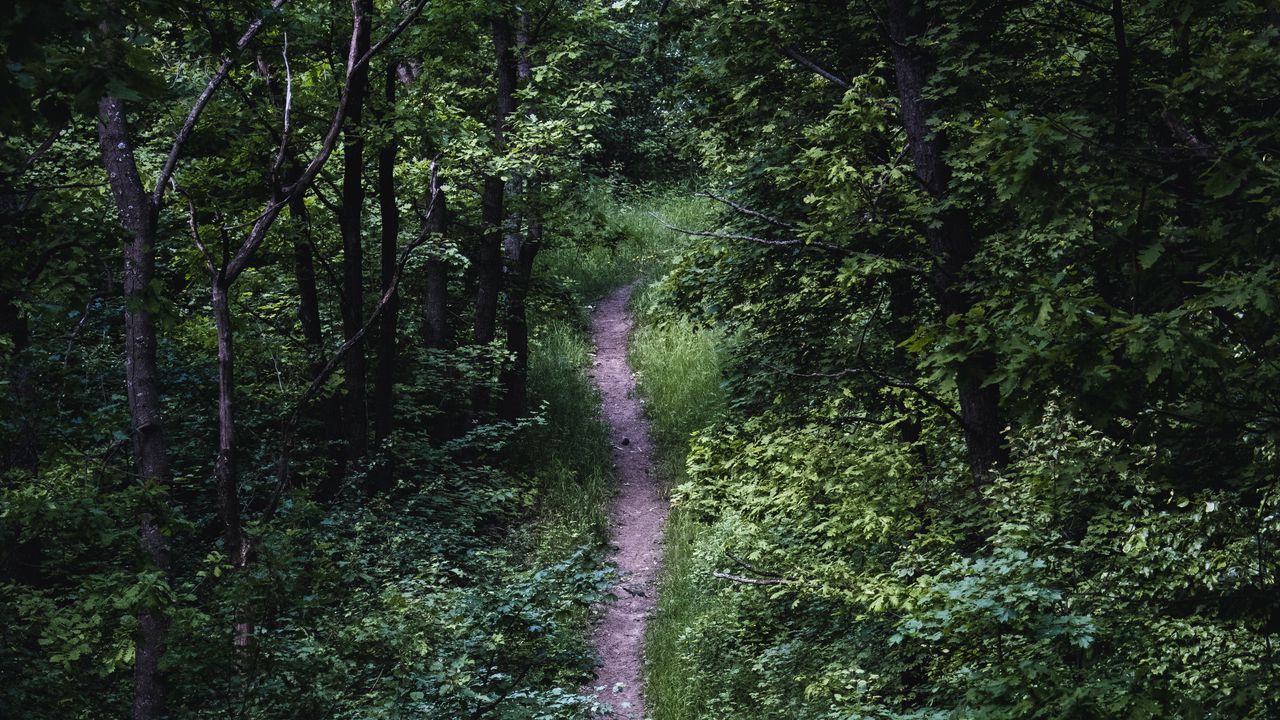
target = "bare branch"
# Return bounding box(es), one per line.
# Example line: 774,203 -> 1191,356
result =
9,123 -> 66,180
859,360 -> 967,427
713,571 -> 791,586
269,32 -> 294,182
698,190 -> 796,229
180,190 -> 217,276
649,213 -> 849,254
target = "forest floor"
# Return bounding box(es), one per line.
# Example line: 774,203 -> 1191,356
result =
586,283 -> 668,718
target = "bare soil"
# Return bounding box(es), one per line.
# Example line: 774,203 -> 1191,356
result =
586,283 -> 668,719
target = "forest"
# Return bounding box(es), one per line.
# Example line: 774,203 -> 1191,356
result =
1,0 -> 1278,718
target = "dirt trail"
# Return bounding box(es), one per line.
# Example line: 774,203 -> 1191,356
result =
587,283 -> 667,719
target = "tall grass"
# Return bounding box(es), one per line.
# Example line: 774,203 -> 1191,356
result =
627,285 -> 727,720
627,286 -> 726,488
518,320 -> 614,559
536,185 -> 712,303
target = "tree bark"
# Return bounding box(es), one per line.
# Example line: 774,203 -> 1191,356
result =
499,194 -> 541,419
96,95 -> 171,720
209,280 -> 251,650
371,64 -> 400,493
1110,0 -> 1130,129
474,15 -> 518,346
499,14 -> 541,420
883,0 -> 1008,482
339,0 -> 374,459
422,180 -> 450,349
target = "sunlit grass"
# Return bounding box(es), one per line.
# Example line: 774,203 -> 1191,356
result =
627,291 -> 726,720
627,300 -> 726,488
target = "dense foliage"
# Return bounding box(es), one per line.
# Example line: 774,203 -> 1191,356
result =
0,1 -> 676,717
4,0 -> 1279,718
638,1 -> 1280,718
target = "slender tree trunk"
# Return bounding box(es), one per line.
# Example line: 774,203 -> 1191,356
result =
290,197 -> 348,496
209,281 -> 252,649
340,0 -> 373,459
96,95 -> 171,720
476,177 -> 504,346
423,180 -> 450,349
499,15 -> 540,419
291,201 -> 324,351
371,64 -> 400,493
883,0 -> 1008,482
474,16 -> 517,346
499,196 -> 540,419
1110,0 -> 1130,130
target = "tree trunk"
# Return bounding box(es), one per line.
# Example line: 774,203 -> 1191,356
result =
339,0 -> 373,460
883,0 -> 1008,482
96,95 -> 171,720
499,196 -> 541,419
1110,0 -> 1130,130
423,180 -> 450,349
209,281 -> 252,650
474,16 -> 517,346
371,64 -> 400,493
499,16 -> 540,420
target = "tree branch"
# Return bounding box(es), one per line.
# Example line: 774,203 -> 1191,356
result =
698,190 -> 796,229
152,0 -> 289,207
782,46 -> 851,90
649,213 -> 850,255
712,571 -> 790,586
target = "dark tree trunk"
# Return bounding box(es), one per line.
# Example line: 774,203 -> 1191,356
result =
474,16 -> 517,346
476,176 -> 504,346
883,0 -> 1008,483
339,0 -> 374,460
423,180 -> 450,349
1110,0 -> 1130,129
499,16 -> 540,420
499,196 -> 541,419
291,200 -> 324,351
96,95 -> 171,720
291,201 -> 348,496
371,64 -> 400,493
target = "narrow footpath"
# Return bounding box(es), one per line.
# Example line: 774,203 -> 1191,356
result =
587,283 -> 668,719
